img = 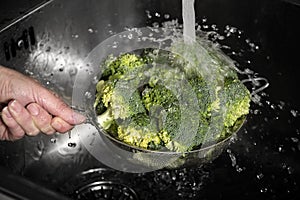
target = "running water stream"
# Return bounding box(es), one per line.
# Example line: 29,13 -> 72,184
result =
182,0 -> 196,44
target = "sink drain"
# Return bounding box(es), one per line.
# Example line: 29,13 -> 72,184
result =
60,168 -> 139,200
74,181 -> 138,200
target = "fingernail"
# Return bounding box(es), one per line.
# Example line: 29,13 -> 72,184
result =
73,112 -> 86,124
27,104 -> 39,116
2,107 -> 12,118
9,100 -> 22,114
51,120 -> 62,130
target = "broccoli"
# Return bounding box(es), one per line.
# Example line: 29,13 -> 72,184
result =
94,45 -> 251,153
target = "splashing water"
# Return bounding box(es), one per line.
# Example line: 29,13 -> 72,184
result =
124,6 -> 300,198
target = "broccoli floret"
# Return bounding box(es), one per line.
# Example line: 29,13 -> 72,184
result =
220,77 -> 251,138
97,108 -> 114,130
116,114 -> 171,150
94,53 -> 149,114
142,85 -> 180,137
102,53 -> 148,81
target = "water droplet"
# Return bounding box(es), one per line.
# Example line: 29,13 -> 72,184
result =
270,104 -> 276,109
72,34 -> 79,38
227,149 -> 236,167
155,12 -> 161,17
236,166 -> 243,173
85,91 -> 92,99
152,22 -> 159,28
68,67 -> 78,76
88,28 -> 94,33
253,109 -> 260,115
50,138 -> 57,143
260,187 -> 268,193
32,141 -> 44,161
112,41 -> 118,48
128,33 -> 133,39
287,166 -> 293,174
278,146 -> 283,152
290,109 -> 299,117
291,137 -> 299,143
164,14 -> 170,19
145,10 -> 152,19
17,40 -> 24,48
68,142 -> 77,148
256,173 -> 264,180
202,25 -> 209,29
211,24 -> 218,31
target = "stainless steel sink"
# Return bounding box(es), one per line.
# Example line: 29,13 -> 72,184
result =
0,0 -> 299,199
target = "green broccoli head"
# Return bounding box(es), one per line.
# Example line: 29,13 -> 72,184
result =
116,113 -> 171,150
94,53 -> 149,114
101,53 -> 148,81
142,85 -> 180,138
221,77 -> 251,137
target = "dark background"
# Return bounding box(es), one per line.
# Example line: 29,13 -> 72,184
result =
0,0 -> 46,29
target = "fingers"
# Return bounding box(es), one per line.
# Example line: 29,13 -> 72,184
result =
35,89 -> 86,125
0,66 -> 85,126
51,117 -> 74,133
0,118 -> 9,141
1,107 -> 25,140
0,100 -> 76,141
27,103 -> 56,135
26,102 -> 75,133
27,102 -> 74,134
7,100 -> 40,136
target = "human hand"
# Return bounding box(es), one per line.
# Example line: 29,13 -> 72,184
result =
0,66 -> 86,141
